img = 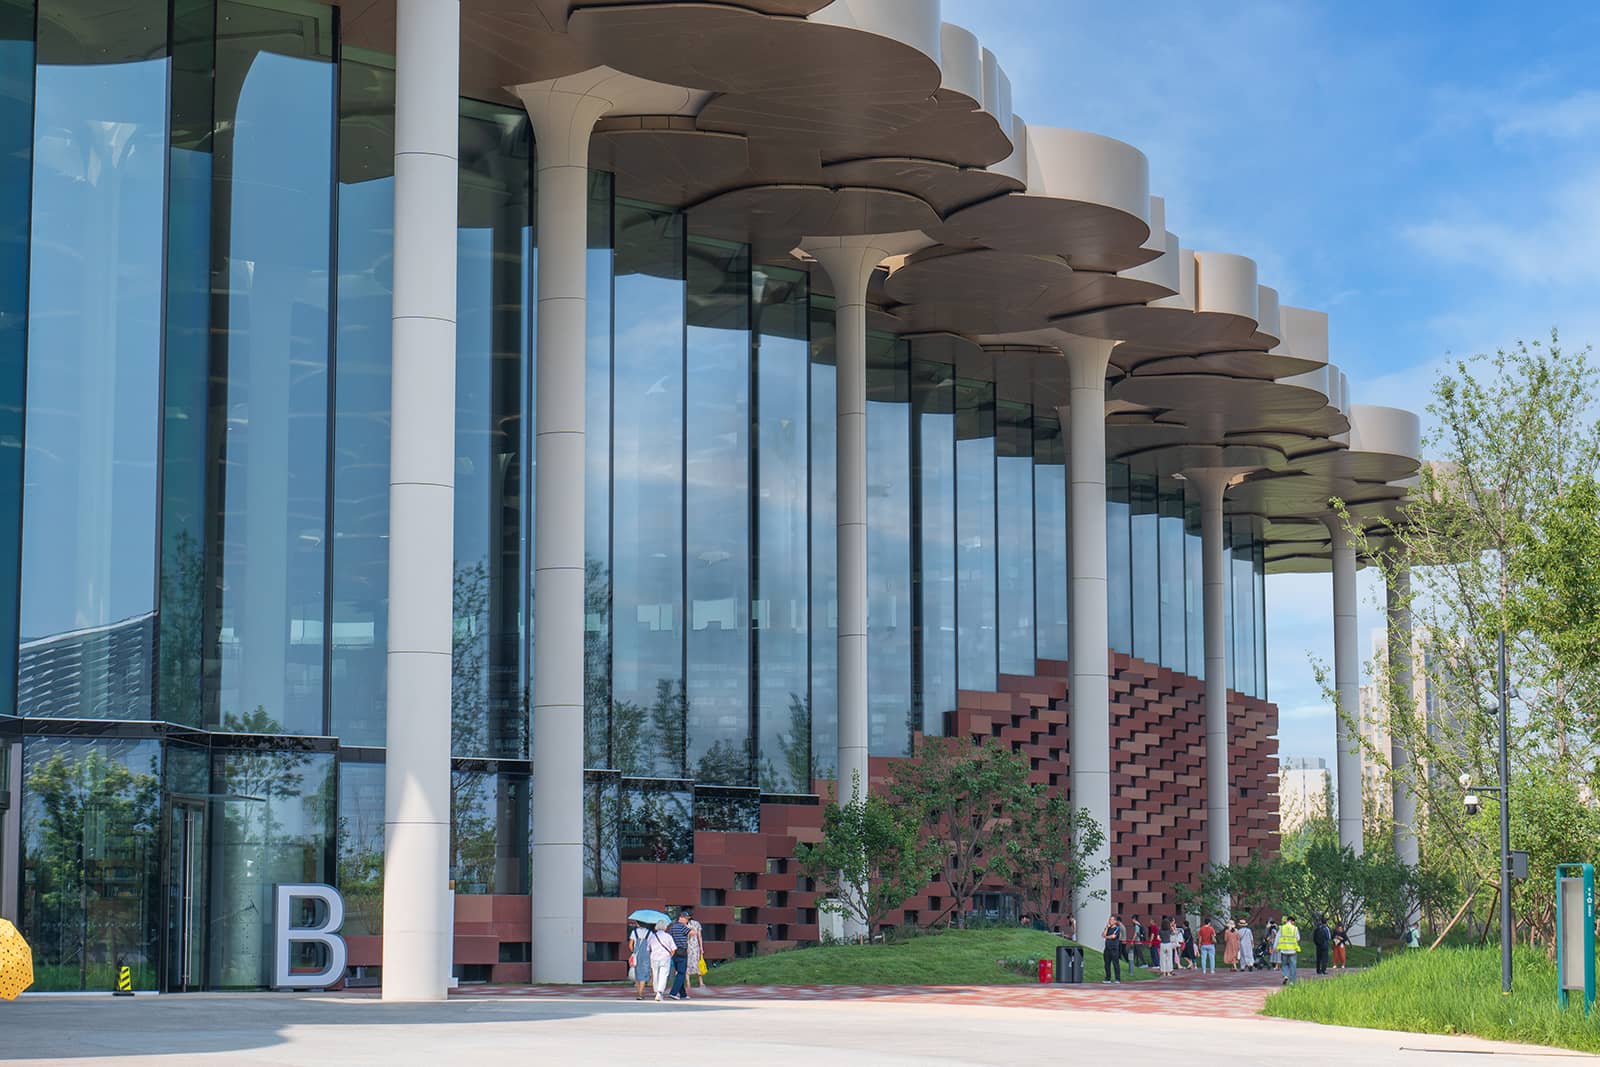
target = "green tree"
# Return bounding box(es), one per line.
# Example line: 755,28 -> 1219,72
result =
890,738 -> 1034,927
795,773 -> 938,941
1008,792 -> 1106,926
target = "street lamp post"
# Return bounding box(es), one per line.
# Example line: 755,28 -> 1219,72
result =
1496,627 -> 1513,996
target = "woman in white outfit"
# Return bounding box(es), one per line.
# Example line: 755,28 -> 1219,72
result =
646,922 -> 677,1001
1158,919 -> 1177,976
1238,923 -> 1255,969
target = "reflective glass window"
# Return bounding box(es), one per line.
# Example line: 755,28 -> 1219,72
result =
336,759 -> 384,935
694,786 -> 760,834
753,267 -> 810,792
329,57 -> 394,747
996,401 -> 1035,676
20,736 -> 162,990
209,2 -> 335,734
583,772 -> 620,896
1033,416 -> 1068,662
1184,498 -> 1203,675
912,356 -> 955,734
450,766 -> 530,894
0,0 -> 31,718
208,743 -> 335,989
808,299 -> 837,779
1255,539 -> 1268,698
19,0 -> 169,719
866,334 -> 911,757
583,173 -> 614,768
1158,486 -> 1187,672
1233,522 -> 1254,696
1106,463 -> 1133,656
1222,518 -> 1235,690
955,378 -> 997,690
685,236 -> 751,784
454,102 -> 531,760
1130,472 -> 1160,664
610,201 -> 685,777
619,779 -> 692,864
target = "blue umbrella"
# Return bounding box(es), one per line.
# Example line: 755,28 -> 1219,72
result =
628,908 -> 671,926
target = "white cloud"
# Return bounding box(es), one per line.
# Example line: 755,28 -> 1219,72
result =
1495,89 -> 1600,141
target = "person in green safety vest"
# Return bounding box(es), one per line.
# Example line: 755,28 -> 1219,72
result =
1276,914 -> 1302,985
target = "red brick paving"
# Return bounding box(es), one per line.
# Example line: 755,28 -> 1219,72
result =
456,968 -> 1301,1021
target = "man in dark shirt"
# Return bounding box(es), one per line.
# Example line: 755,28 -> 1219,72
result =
1102,915 -> 1125,984
1313,915 -> 1332,975
668,909 -> 693,999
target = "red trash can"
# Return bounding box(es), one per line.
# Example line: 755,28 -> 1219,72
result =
1038,957 -> 1053,983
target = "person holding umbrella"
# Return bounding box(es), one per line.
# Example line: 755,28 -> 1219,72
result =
627,908 -> 671,1001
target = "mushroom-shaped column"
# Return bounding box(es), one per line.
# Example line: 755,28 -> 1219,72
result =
1181,467 -> 1259,885
1388,561 -> 1420,875
514,67 -> 705,984
383,0 -> 458,1003
1323,512 -> 1363,858
800,232 -> 928,830
1055,334 -> 1117,938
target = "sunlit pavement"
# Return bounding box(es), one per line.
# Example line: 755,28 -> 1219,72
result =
4,974 -> 1589,1067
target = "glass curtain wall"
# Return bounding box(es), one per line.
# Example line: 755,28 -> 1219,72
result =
865,334 -> 911,757
1106,462 -> 1133,655
449,765 -> 530,894
1184,496 -> 1203,675
1032,417 -> 1067,664
1255,539 -> 1268,698
996,401 -> 1035,676
1129,472 -> 1159,664
18,0 -> 168,720
955,377 -> 996,690
1232,521 -> 1256,698
807,299 -> 837,778
753,266 -> 810,792
0,0 -> 32,716
1158,485 -> 1186,672
911,355 -> 955,734
583,173 -> 614,768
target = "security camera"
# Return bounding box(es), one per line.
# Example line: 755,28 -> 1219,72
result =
1458,772 -> 1472,789
1464,793 -> 1480,816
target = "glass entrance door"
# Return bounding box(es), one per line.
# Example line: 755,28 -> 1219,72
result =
165,801 -> 206,992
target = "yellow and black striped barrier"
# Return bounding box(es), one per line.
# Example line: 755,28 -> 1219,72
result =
114,964 -> 133,996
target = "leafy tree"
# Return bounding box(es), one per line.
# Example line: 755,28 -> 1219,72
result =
795,774 -> 938,941
890,738 -> 1034,927
1008,792 -> 1106,926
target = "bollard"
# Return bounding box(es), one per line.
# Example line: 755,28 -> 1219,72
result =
114,963 -> 133,996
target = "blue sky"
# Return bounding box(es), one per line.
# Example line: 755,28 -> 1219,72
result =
942,0 -> 1600,769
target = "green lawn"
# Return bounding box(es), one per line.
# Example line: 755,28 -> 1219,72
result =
1264,946 -> 1600,1054
705,928 -> 1153,987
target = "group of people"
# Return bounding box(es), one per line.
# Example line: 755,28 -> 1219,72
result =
629,907 -> 708,1002
1097,912 -> 1348,985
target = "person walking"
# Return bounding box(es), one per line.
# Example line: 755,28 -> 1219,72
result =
1313,915 -> 1332,976
1222,918 -> 1240,971
1197,918 -> 1216,975
1266,920 -> 1281,969
1331,921 -> 1349,971
646,922 -> 677,1001
1064,914 -> 1078,942
1101,914 -> 1125,983
629,921 -> 652,1000
684,907 -> 709,993
1179,921 -> 1196,971
667,910 -> 692,999
1237,921 -> 1255,970
1157,919 -> 1177,977
1277,914 -> 1302,985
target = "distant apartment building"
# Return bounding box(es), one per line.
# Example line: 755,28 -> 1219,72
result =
1279,756 -> 1331,834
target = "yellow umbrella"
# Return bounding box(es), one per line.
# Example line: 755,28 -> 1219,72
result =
0,918 -> 34,1000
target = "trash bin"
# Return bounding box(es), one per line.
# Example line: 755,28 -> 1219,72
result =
1037,957 -> 1053,983
1055,944 -> 1084,984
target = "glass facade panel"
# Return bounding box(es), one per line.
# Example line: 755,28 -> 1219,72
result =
0,0 -> 31,718
583,772 -> 620,896
1233,522 -> 1256,698
450,766 -> 530,894
336,759 -> 384,935
685,237 -> 751,784
209,3 -> 335,734
453,101 -> 531,760
1222,518 -> 1235,691
610,201 -> 685,778
619,779 -> 692,864
20,736 -> 162,991
1255,539 -> 1268,699
912,356 -> 955,733
808,299 -> 837,779
329,56 -> 394,747
583,173 -> 614,769
1106,462 -> 1133,656
1130,472 -> 1159,664
1032,416 -> 1067,662
207,743 -> 335,989
1158,486 -> 1187,672
955,378 -> 997,690
753,266 -> 810,791
996,400 -> 1035,675
19,0 -> 168,719
866,335 -> 911,757
1184,498 -> 1204,675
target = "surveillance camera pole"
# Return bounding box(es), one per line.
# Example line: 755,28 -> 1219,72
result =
1497,626 -> 1513,996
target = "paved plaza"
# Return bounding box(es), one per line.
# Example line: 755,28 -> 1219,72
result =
3,977 -> 1589,1067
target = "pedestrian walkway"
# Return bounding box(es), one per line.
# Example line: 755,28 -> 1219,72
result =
459,967 -> 1300,1020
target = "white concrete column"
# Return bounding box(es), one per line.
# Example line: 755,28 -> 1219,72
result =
1057,337 -> 1115,938
1325,514 -> 1362,856
1388,562 -> 1419,874
382,0 -> 459,1003
1184,469 -> 1251,885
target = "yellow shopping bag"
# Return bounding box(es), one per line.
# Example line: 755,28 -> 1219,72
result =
697,958 -> 707,977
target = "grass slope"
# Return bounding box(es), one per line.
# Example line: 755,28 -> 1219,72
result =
1264,946 -> 1600,1054
705,928 -> 1151,987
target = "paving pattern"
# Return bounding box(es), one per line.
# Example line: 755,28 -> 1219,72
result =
457,966 -> 1299,1020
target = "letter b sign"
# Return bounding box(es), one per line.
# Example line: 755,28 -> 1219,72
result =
273,883 -> 348,990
